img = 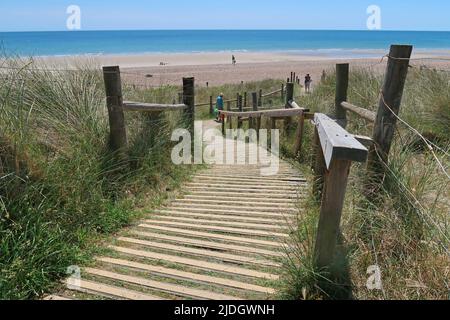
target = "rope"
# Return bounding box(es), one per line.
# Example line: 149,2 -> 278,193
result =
379,91 -> 450,181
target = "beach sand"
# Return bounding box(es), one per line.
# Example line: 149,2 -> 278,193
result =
31,50 -> 450,87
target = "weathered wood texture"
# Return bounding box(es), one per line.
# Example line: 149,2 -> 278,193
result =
335,63 -> 349,127
366,45 -> 413,196
123,102 -> 187,112
314,159 -> 352,269
182,77 -> 195,136
314,113 -> 368,169
103,66 -> 127,153
340,102 -> 376,123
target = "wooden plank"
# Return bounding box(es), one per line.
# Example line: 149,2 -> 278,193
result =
172,199 -> 296,209
84,268 -> 241,300
98,257 -> 275,294
220,108 -> 306,118
186,191 -> 302,199
156,207 -> 296,219
123,101 -> 187,112
193,176 -> 301,185
183,195 -> 299,203
341,102 -> 376,122
148,216 -> 288,231
142,220 -> 289,238
111,246 -> 279,280
185,182 -> 302,191
117,237 -> 280,267
68,279 -> 163,300
195,173 -> 306,182
169,203 -> 297,213
314,113 -> 368,169
138,225 -> 283,248
130,230 -> 283,257
153,210 -> 292,224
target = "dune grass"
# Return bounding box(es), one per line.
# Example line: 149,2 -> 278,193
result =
0,57 -> 289,299
277,67 -> 450,300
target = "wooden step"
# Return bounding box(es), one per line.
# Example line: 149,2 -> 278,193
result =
154,207 -> 297,219
111,246 -> 279,280
183,195 -> 299,203
130,230 -> 282,257
84,268 -> 241,300
67,279 -> 163,300
117,237 -> 280,267
186,182 -> 302,191
169,202 -> 297,213
186,191 -> 302,199
152,210 -> 292,225
143,220 -> 289,238
148,216 -> 288,231
138,224 -> 283,248
98,257 -> 274,295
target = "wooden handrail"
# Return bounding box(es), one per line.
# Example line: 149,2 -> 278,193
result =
340,102 -> 376,123
123,101 -> 188,112
220,107 -> 308,118
261,88 -> 283,97
314,113 -> 368,169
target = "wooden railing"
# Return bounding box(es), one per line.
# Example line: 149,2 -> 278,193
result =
196,83 -> 286,114
102,66 -> 195,158
219,44 -> 413,271
333,44 -> 413,197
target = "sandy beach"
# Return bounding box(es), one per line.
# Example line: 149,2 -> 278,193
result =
30,50 -> 450,87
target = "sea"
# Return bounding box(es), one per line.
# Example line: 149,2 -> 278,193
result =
1,30 -> 450,57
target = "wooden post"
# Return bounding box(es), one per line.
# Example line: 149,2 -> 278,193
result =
209,95 -> 213,115
243,92 -> 247,109
365,45 -> 413,198
335,63 -> 349,128
290,72 -> 294,82
258,89 -> 262,107
293,111 -> 305,159
227,101 -> 232,130
237,94 -> 243,129
284,82 -> 294,131
285,82 -> 294,106
312,126 -> 326,199
314,159 -> 352,270
183,77 -> 195,139
103,66 -> 127,154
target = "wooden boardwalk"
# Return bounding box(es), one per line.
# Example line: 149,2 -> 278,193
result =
50,122 -> 306,300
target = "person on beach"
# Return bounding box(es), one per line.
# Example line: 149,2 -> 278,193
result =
216,93 -> 224,122
321,70 -> 327,82
232,55 -> 236,65
305,74 -> 312,93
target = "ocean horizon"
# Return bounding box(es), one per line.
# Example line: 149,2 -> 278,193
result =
1,30 -> 450,57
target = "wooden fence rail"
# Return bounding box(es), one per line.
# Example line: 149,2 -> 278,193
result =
103,66 -> 194,157
218,44 -> 413,272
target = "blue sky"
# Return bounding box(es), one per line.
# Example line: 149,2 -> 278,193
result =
0,0 -> 449,32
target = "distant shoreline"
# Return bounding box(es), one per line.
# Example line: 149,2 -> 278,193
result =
27,49 -> 450,69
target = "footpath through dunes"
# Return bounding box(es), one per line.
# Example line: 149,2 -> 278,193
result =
48,121 -> 306,301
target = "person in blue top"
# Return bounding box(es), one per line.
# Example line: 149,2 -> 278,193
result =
216,93 -> 224,122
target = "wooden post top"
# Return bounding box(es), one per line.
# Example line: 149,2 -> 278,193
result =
314,113 -> 368,169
